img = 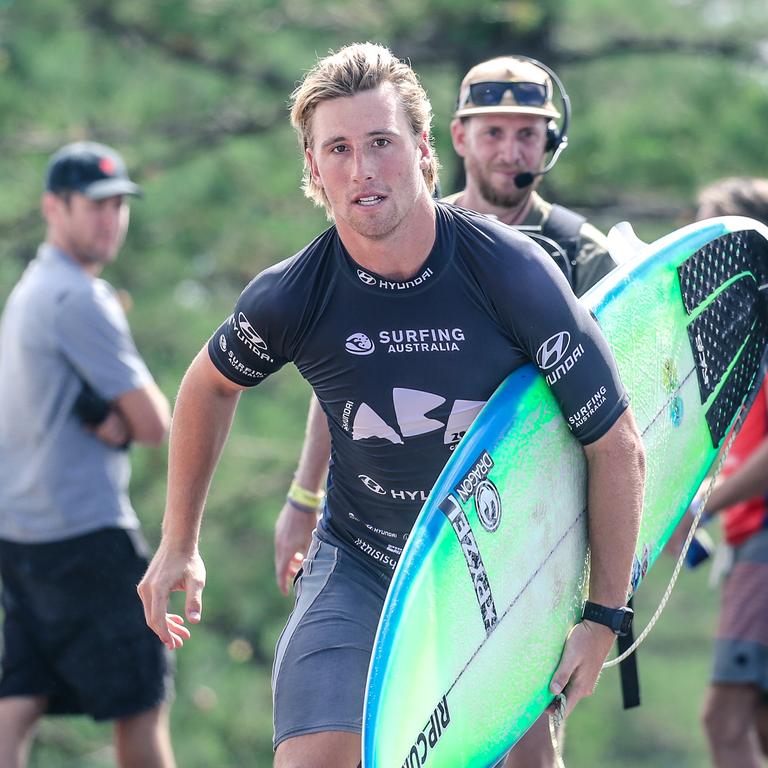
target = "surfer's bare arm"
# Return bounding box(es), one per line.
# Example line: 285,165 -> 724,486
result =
703,434 -> 768,513
138,347 -> 244,650
275,394 -> 329,595
667,432 -> 768,554
549,408 -> 646,714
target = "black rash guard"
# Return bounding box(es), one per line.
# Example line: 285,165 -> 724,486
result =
208,203 -> 628,572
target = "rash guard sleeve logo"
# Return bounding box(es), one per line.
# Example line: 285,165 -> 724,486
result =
236,312 -> 268,350
536,331 -> 571,369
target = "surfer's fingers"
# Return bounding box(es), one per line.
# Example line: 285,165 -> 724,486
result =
285,551 -> 303,593
137,569 -> 173,648
549,633 -> 580,697
549,661 -> 575,700
549,622 -> 608,713
185,573 -> 205,624
275,551 -> 302,595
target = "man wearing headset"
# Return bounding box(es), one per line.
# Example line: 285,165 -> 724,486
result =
444,55 -> 615,298
274,56 -> 618,767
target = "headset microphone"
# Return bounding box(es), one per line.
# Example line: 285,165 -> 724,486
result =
513,131 -> 570,188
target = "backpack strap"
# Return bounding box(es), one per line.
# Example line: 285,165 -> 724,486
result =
541,204 -> 586,268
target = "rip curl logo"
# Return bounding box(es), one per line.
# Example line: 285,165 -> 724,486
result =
219,334 -> 227,352
357,269 -> 377,286
237,312 -> 268,350
345,332 -> 375,355
475,479 -> 501,533
402,695 -> 451,767
536,331 -> 571,370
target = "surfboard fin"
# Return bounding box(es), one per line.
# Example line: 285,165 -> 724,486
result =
607,221 -> 649,266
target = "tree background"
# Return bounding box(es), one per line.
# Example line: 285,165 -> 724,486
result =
1,0 -> 767,765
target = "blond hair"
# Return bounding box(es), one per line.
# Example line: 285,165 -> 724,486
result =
290,42 -> 439,214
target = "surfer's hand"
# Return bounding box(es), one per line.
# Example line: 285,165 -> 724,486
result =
138,543 -> 206,651
548,620 -> 616,716
274,501 -> 317,596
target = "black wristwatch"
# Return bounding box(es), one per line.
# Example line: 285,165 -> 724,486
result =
582,600 -> 634,636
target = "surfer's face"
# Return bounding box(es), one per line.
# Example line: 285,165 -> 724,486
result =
304,83 -> 432,242
452,113 -> 548,208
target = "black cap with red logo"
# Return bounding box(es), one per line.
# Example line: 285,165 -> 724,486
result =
45,141 -> 143,200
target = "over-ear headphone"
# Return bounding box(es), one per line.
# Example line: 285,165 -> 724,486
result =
545,120 -> 561,153
510,55 -> 571,188
511,54 -> 570,155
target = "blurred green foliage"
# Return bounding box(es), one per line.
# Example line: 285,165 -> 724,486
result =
1,0 -> 767,764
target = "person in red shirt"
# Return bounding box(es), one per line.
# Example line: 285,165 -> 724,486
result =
675,177 -> 768,768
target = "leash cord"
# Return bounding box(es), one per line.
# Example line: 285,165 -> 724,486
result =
602,398 -> 747,668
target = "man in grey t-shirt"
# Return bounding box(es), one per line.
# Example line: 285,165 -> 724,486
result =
0,142 -> 180,767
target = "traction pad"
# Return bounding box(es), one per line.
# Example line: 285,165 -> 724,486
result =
677,230 -> 768,447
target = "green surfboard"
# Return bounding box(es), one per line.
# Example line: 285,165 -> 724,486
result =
363,217 -> 768,768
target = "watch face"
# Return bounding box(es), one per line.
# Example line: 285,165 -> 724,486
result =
615,608 -> 633,635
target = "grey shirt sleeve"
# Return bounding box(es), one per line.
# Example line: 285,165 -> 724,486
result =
55,279 -> 152,401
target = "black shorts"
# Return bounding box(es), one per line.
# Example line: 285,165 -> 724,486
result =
0,527 -> 173,721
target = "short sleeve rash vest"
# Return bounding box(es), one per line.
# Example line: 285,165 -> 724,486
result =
208,203 -> 628,571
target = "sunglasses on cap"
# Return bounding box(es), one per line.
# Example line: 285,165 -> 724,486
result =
464,81 -> 548,108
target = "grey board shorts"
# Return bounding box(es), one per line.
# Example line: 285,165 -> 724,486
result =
712,527 -> 768,693
272,526 -> 391,749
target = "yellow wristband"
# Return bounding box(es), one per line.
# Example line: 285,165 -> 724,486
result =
287,481 -> 324,510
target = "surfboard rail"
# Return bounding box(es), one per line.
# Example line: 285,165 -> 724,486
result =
363,217 -> 768,768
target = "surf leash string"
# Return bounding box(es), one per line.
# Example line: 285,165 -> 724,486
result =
602,394 -> 747,669
549,697 -> 567,768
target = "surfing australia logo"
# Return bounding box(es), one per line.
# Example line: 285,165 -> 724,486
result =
345,333 -> 375,355
401,695 -> 450,768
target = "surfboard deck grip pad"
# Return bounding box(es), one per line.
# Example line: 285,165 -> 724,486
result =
678,230 -> 768,315
705,330 -> 765,446
686,278 -> 759,402
678,230 -> 768,446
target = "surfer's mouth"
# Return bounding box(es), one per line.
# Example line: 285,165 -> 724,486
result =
354,194 -> 387,207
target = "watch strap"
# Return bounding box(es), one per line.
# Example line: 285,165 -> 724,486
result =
582,600 -> 633,636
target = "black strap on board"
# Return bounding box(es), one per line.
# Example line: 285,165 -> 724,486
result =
617,595 -> 640,709
542,204 -> 585,268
